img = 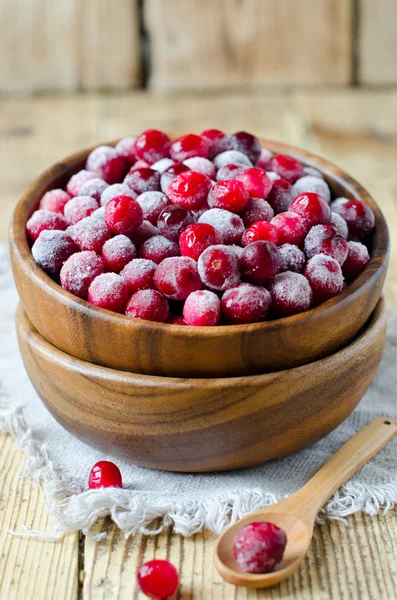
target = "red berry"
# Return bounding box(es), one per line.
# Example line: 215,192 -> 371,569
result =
198,245 -> 240,291
160,162 -> 190,194
167,315 -> 187,325
269,271 -> 313,316
60,251 -> 105,299
342,241 -> 370,280
129,220 -> 159,249
269,154 -> 304,183
183,290 -> 221,326
279,244 -> 306,273
208,134 -> 234,160
170,133 -> 209,162
267,178 -> 292,214
124,167 -> 161,195
240,241 -> 282,285
101,235 -> 136,273
208,180 -> 249,213
67,170 -> 98,197
154,256 -> 201,300
101,183 -> 137,207
304,224 -> 348,265
198,209 -> 244,245
126,289 -> 169,323
121,258 -> 157,294
236,168 -> 272,199
86,145 -> 128,184
64,196 -> 99,225
230,131 -> 262,165
271,211 -> 308,246
240,198 -> 274,227
134,129 -> 171,164
68,216 -> 111,253
88,460 -> 122,489
139,235 -> 180,264
104,195 -> 144,235
234,522 -> 287,574
31,230 -> 77,276
88,273 -> 129,313
26,210 -> 68,242
179,223 -> 222,260
290,193 -> 331,226
157,204 -> 194,242
213,150 -> 252,170
137,559 -> 179,600
167,171 -> 211,210
256,148 -> 273,170
291,175 -> 331,204
216,163 -> 247,182
330,212 -> 348,239
183,156 -> 216,179
304,254 -> 344,304
221,283 -> 271,324
136,191 -> 169,225
40,189 -> 71,214
115,137 -> 137,166
331,198 -> 375,238
79,178 -> 108,202
201,128 -> 225,141
130,159 -> 151,171
242,221 -> 279,247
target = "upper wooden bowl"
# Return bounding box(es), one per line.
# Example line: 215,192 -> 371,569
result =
10,137 -> 389,377
17,300 -> 386,472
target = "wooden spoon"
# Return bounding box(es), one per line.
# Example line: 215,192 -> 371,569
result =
215,417 -> 397,588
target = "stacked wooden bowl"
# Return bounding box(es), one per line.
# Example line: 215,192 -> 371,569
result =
9,138 -> 389,472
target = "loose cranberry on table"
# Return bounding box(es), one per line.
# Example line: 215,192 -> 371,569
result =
167,170 -> 212,209
101,235 -> 136,273
242,221 -> 279,247
154,256 -> 202,300
60,251 -> 105,299
183,290 -> 221,326
221,283 -> 271,324
331,197 -> 375,238
88,460 -> 122,489
136,191 -> 169,225
66,170 -> 98,197
236,168 -> 272,199
304,254 -> 344,304
26,209 -> 67,242
269,271 -> 313,316
31,230 -> 77,276
137,559 -> 179,600
115,137 -> 137,166
86,145 -> 128,184
271,211 -> 308,246
183,156 -> 216,179
198,208 -> 244,245
160,162 -> 190,194
67,216 -> 111,253
88,273 -> 129,313
304,224 -> 348,265
179,223 -> 222,261
268,154 -> 304,183
100,183 -> 137,206
170,133 -> 209,162
240,198 -> 274,227
134,129 -> 171,164
124,167 -> 161,195
291,175 -> 331,204
39,189 -> 71,214
125,289 -> 169,323
279,244 -> 306,273
234,522 -> 287,574
64,196 -> 99,225
240,241 -> 282,285
104,195 -> 143,235
213,150 -> 252,170
342,241 -> 370,280
157,204 -> 194,242
198,245 -> 240,291
121,258 -> 157,294
208,180 -> 249,213
290,192 -> 331,226
216,163 -> 247,182
139,235 -> 180,264
79,178 -> 108,202
267,178 -> 292,214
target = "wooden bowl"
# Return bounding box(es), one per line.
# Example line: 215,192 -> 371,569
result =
10,137 -> 389,377
16,299 -> 386,473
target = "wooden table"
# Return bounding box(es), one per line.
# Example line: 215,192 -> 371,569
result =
1,89 -> 397,599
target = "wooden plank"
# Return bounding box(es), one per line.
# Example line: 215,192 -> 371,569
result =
0,432 -> 79,600
145,0 -> 353,92
359,0 -> 397,85
0,0 -> 140,93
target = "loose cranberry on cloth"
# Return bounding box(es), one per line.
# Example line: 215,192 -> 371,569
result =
88,461 -> 122,489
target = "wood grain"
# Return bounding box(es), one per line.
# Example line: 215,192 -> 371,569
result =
359,0 -> 397,84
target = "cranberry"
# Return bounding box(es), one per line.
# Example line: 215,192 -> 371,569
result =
92,207 -> 105,221
197,245 -> 240,291
26,210 -> 67,242
201,128 -> 225,141
269,154 -> 304,183
67,170 -> 98,197
160,162 -> 190,195
240,198 -> 274,227
130,159 -> 151,171
304,166 -> 323,179
183,290 -> 221,326
79,178 -> 108,202
167,315 -> 187,325
271,211 -> 308,246
115,137 -> 137,166
126,289 -> 169,323
330,212 -> 348,239
198,209 -> 244,245
124,167 -> 161,195
240,241 -> 282,285
31,230 -> 77,276
154,257 -> 201,300
157,204 -> 194,242
88,460 -> 122,489
267,178 -> 292,214
221,283 -> 271,324
101,183 -> 137,206
151,158 -> 175,173
68,216 -> 111,253
213,150 -> 252,170
101,235 -> 136,273
342,241 -> 370,280
104,195 -> 143,235
234,522 -> 287,574
208,134 -> 234,160
64,196 -> 99,225
291,175 -> 331,204
88,273 -> 129,313
216,163 -> 247,182
183,156 -> 216,179
331,198 -> 375,238
136,191 -> 168,225
207,180 -> 249,213
167,171 -> 211,210
290,193 -> 331,226
40,189 -> 71,214
256,148 -> 273,170
134,129 -> 171,164
129,220 -> 159,248
86,145 -> 128,184
279,244 -> 306,273
304,254 -> 344,304
137,559 -> 179,600
269,271 -> 313,316
121,258 -> 157,294
60,251 -> 105,298
242,221 -> 279,247
230,131 -> 262,164
139,235 -> 180,264
304,224 -> 348,265
179,223 -> 222,260
236,168 -> 272,200
170,133 -> 209,162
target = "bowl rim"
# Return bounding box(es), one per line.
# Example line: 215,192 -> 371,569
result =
10,135 -> 390,337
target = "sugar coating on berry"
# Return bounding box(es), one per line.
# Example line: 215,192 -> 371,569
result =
134,129 -> 171,164
88,272 -> 129,313
167,171 -> 212,210
230,131 -> 262,164
121,258 -> 156,294
115,137 -> 136,165
139,235 -> 180,264
240,198 -> 274,227
269,154 -> 304,183
100,183 -> 137,206
183,290 -> 221,326
271,211 -> 308,246
266,171 -> 281,181
179,222 -> 222,260
124,167 -> 161,195
198,208 -> 244,245
60,251 -> 105,298
26,210 -> 68,243
270,271 -> 313,316
208,180 -> 249,213
40,189 -> 71,214
32,230 -> 77,276
101,235 -> 136,273
279,244 -> 306,273
88,460 -> 122,489
216,163 -> 247,182
104,195 -> 144,235
267,179 -> 292,214
236,168 -> 273,200
304,253 -> 344,303
154,256 -> 201,300
257,148 -> 273,170
182,157 -> 215,179
304,224 -> 348,265
291,175 -> 331,204
137,559 -> 179,600
331,198 -> 375,238
67,216 -> 111,253
157,204 -> 194,241
136,191 -> 168,225
170,133 -> 209,162
342,241 -> 370,280
67,170 -> 98,197
151,158 -> 175,173
79,178 -> 108,202
64,196 -> 99,225
86,145 -> 127,184
198,245 -> 240,291
330,212 -> 349,238
160,162 -> 190,194
240,241 -> 282,285
290,193 -> 331,226
222,283 -> 271,324
92,207 -> 105,221
233,522 -> 287,574
213,150 -> 253,170
126,289 -> 169,323
304,166 -> 324,179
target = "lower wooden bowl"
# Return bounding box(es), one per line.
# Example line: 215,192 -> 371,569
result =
17,300 -> 387,472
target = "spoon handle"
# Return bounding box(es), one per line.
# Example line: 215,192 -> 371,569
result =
292,417 -> 397,521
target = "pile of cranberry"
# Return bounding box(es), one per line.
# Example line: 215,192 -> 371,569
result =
27,129 -> 374,326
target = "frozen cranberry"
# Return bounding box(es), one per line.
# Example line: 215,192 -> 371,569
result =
269,154 -> 304,183
79,178 -> 108,202
304,224 -> 348,265
291,175 -> 331,204
198,209 -> 244,245
208,134 -> 234,159
207,180 -> 249,213
230,131 -> 262,165
154,256 -> 201,300
92,207 -> 105,221
216,163 -> 247,182
151,158 -> 174,173
304,254 -> 344,304
213,150 -> 252,170
102,235 -> 136,273
32,230 -> 77,276
221,283 -> 271,324
266,171 -> 281,181
167,171 -> 211,210
331,198 -> 375,238
129,220 -> 159,248
68,216 -> 111,253
136,191 -> 168,225
198,245 -> 240,291
134,129 -> 171,164
126,289 -> 169,323
121,258 -> 156,294
139,235 -> 180,264
170,133 -> 209,162
240,241 -> 282,285
26,210 -> 67,242
137,560 -> 179,600
201,128 -> 225,141
271,211 -> 308,246
267,178 -> 292,214
88,272 -> 129,313
236,168 -> 272,200
256,148 -> 273,170
115,137 -> 136,166
183,290 -> 221,326
290,193 -> 331,226
183,156 -> 216,179
269,271 -> 313,316
124,167 -> 161,195
40,189 -> 71,214
104,195 -> 143,235
160,162 -> 190,194
64,196 -> 99,225
330,212 -> 348,239
304,166 -> 323,179
234,522 -> 287,574
240,198 -> 274,227
167,315 -> 187,325
179,223 -> 222,260
88,460 -> 122,489
86,145 -> 128,184
279,244 -> 306,273
60,251 -> 105,298
100,183 -> 137,206
342,241 -> 370,280
242,221 -> 279,247
67,170 -> 98,197
157,204 -> 194,242
130,159 -> 151,171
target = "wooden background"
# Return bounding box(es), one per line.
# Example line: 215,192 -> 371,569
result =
0,0 -> 396,93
